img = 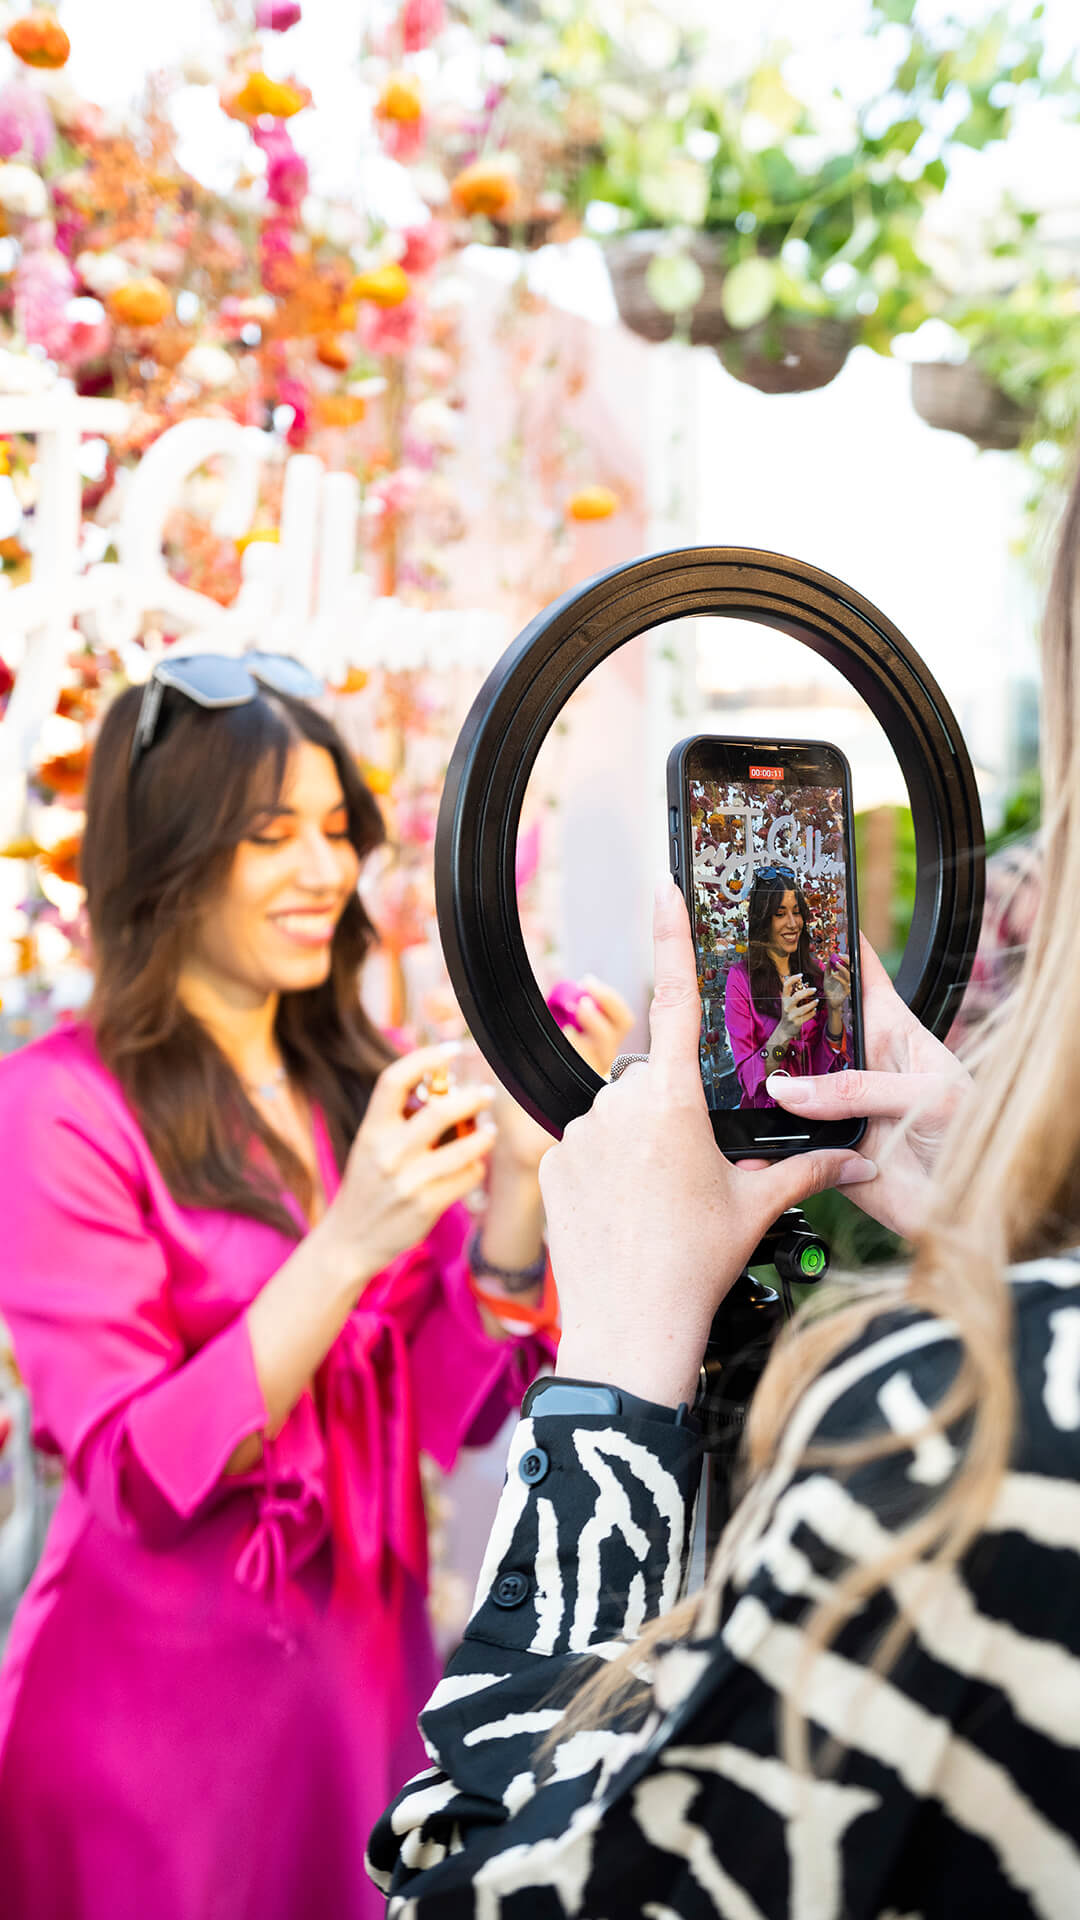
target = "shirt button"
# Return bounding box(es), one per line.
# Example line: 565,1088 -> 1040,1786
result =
519,1446 -> 549,1486
492,1571 -> 531,1609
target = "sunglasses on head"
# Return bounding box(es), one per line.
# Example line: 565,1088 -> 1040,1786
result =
129,651 -> 323,776
752,863 -> 797,888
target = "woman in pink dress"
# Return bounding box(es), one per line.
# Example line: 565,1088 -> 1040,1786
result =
0,656 -> 629,1919
723,865 -> 851,1108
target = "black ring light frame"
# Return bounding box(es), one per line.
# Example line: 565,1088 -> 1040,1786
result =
435,547 -> 986,1138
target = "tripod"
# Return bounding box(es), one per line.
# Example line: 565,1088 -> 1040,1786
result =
697,1208 -> 830,1556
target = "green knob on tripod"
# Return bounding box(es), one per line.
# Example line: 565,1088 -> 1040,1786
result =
798,1243 -> 827,1278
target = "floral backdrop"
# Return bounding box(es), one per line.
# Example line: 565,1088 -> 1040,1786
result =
0,0 -> 643,1050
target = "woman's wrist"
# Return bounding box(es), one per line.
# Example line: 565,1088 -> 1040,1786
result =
480,1149 -> 546,1276
305,1213 -> 375,1308
555,1333 -> 704,1412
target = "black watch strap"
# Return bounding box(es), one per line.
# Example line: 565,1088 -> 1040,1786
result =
522,1375 -> 701,1432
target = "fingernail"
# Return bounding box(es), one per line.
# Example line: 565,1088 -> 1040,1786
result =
838,1158 -> 877,1185
655,875 -> 678,906
767,1073 -> 809,1101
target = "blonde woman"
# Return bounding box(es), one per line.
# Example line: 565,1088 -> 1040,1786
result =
367,480 -> 1080,1918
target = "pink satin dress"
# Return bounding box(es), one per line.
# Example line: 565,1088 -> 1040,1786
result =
0,1023 -> 547,1919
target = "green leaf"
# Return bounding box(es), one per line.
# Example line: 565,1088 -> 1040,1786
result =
746,65 -> 803,134
720,255 -> 778,329
881,116 -> 923,154
921,157 -> 947,191
645,249 -> 705,315
640,153 -> 709,226
875,0 -> 916,22
951,97 -> 1009,147
757,145 -> 802,202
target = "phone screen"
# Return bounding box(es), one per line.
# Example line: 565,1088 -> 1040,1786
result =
668,735 -> 865,1157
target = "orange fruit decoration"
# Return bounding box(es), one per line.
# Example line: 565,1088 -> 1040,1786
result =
108,277 -> 172,328
229,72 -> 308,120
316,333 -> 352,371
39,836 -> 82,887
359,760 -> 393,795
349,262 -> 411,308
331,666 -> 369,694
566,485 -> 620,522
315,394 -> 367,428
7,11 -> 70,68
37,744 -> 90,795
376,72 -> 423,123
450,157 -> 519,220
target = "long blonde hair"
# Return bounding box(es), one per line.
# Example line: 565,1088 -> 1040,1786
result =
558,461 -> 1080,1767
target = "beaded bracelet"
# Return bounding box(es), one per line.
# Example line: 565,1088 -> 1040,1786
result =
465,1224 -> 548,1295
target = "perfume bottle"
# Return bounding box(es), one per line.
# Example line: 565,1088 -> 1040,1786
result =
403,1064 -> 478,1146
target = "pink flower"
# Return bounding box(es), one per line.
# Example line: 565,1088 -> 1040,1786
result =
395,793 -> 439,846
65,295 -> 111,368
366,465 -> 424,519
15,244 -> 75,360
54,216 -> 83,258
258,217 -> 298,293
377,115 -> 425,164
360,296 -> 423,358
274,373 -> 309,446
399,219 -> 447,276
0,81 -> 55,164
266,142 -> 307,209
401,0 -> 446,52
252,122 -> 309,212
255,0 -> 302,28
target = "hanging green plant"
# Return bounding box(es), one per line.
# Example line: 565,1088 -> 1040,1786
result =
485,0 -> 1070,395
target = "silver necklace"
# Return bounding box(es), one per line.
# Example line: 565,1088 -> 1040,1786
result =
244,1064 -> 288,1103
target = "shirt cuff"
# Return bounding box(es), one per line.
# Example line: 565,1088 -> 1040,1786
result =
122,1314 -> 268,1520
464,1412 -> 701,1657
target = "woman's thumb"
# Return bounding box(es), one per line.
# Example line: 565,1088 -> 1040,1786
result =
761,1147 -> 877,1215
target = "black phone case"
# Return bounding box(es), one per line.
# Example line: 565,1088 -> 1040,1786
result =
666,733 -> 867,1161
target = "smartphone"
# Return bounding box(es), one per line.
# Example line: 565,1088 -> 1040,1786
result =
666,734 -> 866,1159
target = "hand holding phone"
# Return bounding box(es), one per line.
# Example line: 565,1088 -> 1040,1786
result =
823,956 -> 852,1011
778,973 -> 818,1040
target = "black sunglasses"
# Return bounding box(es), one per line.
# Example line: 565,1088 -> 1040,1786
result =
129,651 -> 323,776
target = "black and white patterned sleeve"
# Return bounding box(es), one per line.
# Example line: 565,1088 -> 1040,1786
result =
366,1407 -> 702,1901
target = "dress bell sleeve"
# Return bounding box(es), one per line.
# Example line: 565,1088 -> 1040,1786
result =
0,1060 -> 268,1544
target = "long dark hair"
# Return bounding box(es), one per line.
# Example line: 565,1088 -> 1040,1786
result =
81,680 -> 396,1235
745,872 -> 823,1015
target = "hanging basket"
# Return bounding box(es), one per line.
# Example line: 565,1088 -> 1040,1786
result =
910,361 -> 1033,452
717,314 -> 852,396
605,231 -> 733,348
605,231 -> 852,394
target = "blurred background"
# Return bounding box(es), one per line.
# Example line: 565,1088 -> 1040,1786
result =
0,0 -> 1070,1633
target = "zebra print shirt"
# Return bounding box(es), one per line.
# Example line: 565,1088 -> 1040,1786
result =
368,1260 -> 1080,1918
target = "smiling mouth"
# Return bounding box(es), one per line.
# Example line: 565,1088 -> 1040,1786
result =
269,909 -> 340,947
